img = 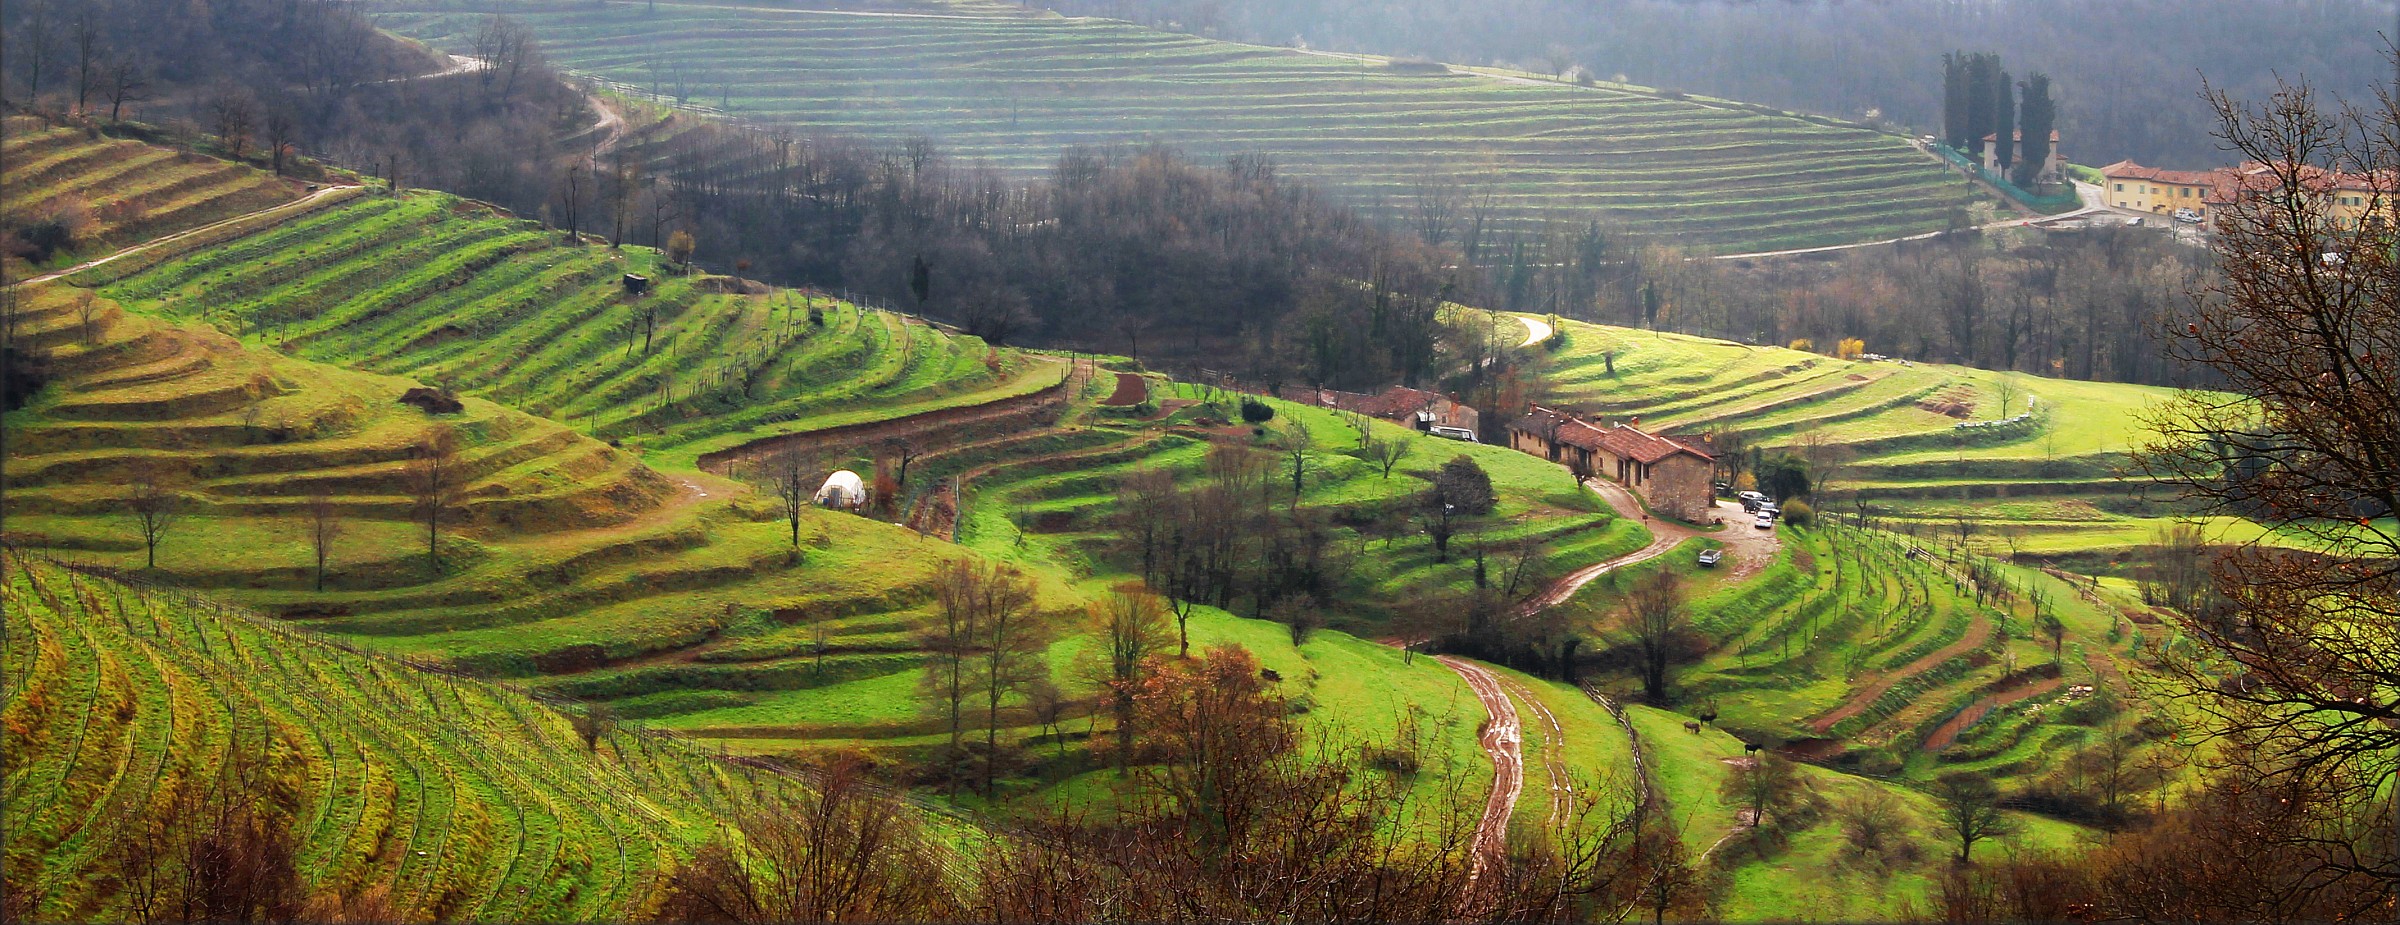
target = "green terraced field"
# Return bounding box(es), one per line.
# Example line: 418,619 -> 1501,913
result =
0,553 -> 972,921
1,116 -> 306,270
1535,315 -> 2216,552
375,1 -> 1989,253
82,189 -> 1070,465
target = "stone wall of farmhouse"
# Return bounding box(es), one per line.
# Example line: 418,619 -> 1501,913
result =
1641,455 -> 1716,522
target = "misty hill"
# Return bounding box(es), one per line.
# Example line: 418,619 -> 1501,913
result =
378,0 -> 1990,254
1041,0 -> 2398,168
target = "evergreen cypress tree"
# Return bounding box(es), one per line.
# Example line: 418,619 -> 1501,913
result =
2014,73 -> 2056,187
1993,69 -> 2016,171
1964,53 -> 1998,158
1942,51 -> 1966,149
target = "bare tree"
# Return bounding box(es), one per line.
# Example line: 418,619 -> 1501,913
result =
769,451 -> 814,560
2130,61 -> 2400,893
919,559 -> 1038,797
1720,749 -> 1807,829
263,108 -> 297,177
1364,433 -> 1413,480
1087,589 -> 1167,775
975,569 -> 1050,795
74,291 -> 100,345
125,468 -> 183,570
101,56 -> 147,121
306,494 -> 341,592
404,425 -> 463,572
571,702 -> 617,752
1934,771 -> 2015,863
660,755 -> 954,922
1278,418 -> 1312,509
70,10 -> 100,114
208,90 -> 257,161
1624,570 -> 1687,703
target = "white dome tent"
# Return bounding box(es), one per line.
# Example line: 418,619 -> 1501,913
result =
813,470 -> 867,509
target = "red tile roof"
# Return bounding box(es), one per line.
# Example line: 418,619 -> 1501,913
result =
1598,423 -> 1714,465
1509,408 -> 1711,462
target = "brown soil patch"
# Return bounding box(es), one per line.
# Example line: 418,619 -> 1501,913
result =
1921,674 -> 2065,752
1099,372 -> 1148,407
1810,610 -> 1994,734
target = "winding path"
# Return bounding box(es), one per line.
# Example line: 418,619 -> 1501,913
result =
24,184 -> 363,286
1433,656 -> 1522,880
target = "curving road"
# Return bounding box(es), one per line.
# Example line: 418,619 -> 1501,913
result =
1434,655 -> 1522,882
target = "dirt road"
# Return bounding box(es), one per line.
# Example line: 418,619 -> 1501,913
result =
25,184 -> 363,286
1434,655 -> 1523,881
1515,314 -> 1552,349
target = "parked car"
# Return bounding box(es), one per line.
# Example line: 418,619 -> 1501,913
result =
1697,548 -> 1724,568
2173,208 -> 2203,224
1754,511 -> 1775,530
1759,503 -> 1779,519
1429,425 -> 1478,442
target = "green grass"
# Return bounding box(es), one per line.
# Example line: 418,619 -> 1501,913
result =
0,553 -> 976,921
375,1 -> 1989,253
88,189 -> 1068,463
1534,314 -> 2243,553
1,118 -> 305,272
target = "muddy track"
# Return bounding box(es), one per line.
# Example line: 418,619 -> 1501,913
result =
1515,480 -> 1698,614
1495,674 -> 1572,834
1434,655 -> 1522,881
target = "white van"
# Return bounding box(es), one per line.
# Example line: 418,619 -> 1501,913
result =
2173,208 -> 2203,224
1429,425 -> 1478,443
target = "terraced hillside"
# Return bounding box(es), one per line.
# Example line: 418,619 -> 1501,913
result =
375,1 -> 1988,253
79,190 -> 1072,467
3,280 -> 674,569
1,117 -> 307,271
0,553 -> 958,922
1535,317 -> 2247,553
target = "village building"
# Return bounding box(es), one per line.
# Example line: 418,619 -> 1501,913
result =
1978,128 -> 2065,183
1506,406 -> 1716,521
2102,159 -> 2386,228
1277,384 -> 1481,435
2099,160 -> 2231,217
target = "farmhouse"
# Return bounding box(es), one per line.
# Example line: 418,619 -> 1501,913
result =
1277,384 -> 1481,434
1507,406 -> 1715,521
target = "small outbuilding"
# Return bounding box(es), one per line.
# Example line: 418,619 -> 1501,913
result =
814,470 -> 867,509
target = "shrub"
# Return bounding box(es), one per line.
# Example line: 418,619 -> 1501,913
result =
1780,499 -> 1815,527
1239,397 -> 1275,423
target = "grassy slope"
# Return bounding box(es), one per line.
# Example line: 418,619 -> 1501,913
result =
1,117 -> 306,274
375,1 -> 1987,253
0,555 -> 975,922
1535,315 -> 2256,554
83,189 -> 1067,461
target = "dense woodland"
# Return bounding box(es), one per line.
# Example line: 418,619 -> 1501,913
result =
1040,0 -> 2394,168
633,123 -> 1463,388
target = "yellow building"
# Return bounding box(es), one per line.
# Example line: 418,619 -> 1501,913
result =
2099,160 -> 2223,217
2103,160 -> 2387,229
